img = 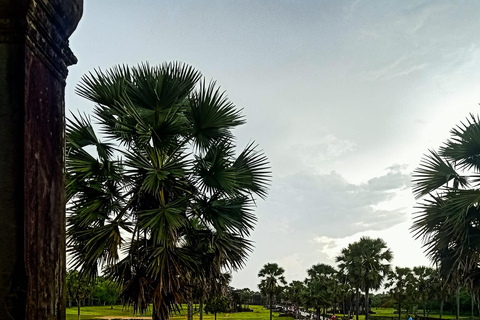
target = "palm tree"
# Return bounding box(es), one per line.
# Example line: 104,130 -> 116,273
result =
337,237 -> 392,320
386,267 -> 415,320
358,238 -> 392,320
305,263 -> 337,320
412,114 -> 480,295
287,281 -> 305,319
258,263 -> 287,320
336,270 -> 354,318
337,245 -> 363,320
67,62 -> 270,320
428,269 -> 446,319
412,266 -> 435,317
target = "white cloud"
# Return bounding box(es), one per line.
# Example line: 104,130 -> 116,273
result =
266,165 -> 411,238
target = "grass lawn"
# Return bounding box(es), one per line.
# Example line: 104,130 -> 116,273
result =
66,304 -> 293,320
331,308 -> 473,320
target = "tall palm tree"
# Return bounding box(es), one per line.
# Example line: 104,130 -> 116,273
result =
337,245 -> 363,320
67,62 -> 270,320
336,269 -> 354,318
412,114 -> 480,294
337,237 -> 392,320
305,263 -> 337,320
413,266 -> 436,317
258,263 -> 287,320
287,281 -> 305,319
386,267 -> 415,320
358,238 -> 392,320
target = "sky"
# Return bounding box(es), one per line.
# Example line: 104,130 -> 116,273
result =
65,0 -> 480,290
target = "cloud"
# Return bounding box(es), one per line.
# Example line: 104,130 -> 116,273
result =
310,221 -> 431,269
287,134 -> 357,171
368,55 -> 427,81
265,165 -> 411,238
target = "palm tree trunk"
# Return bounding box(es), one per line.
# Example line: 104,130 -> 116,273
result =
77,299 -> 80,320
456,287 -> 460,320
343,298 -> 346,317
270,294 -> 273,320
188,301 -> 194,320
423,299 -> 426,317
439,300 -> 443,319
471,294 -> 474,318
398,300 -> 401,320
355,287 -> 360,320
365,285 -> 370,320
350,295 -> 353,318
200,295 -> 204,320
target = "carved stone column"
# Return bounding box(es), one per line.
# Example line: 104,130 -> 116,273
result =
0,1 -> 82,319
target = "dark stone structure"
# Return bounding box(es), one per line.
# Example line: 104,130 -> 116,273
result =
0,0 -> 82,318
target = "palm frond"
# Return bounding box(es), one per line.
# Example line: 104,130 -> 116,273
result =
441,114 -> 480,172
188,80 -> 245,150
412,150 -> 464,199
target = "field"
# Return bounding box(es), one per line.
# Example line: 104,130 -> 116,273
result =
66,305 -> 477,320
333,308 -> 472,320
66,304 -> 293,320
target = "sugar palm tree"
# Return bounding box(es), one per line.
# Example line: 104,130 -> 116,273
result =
258,263 -> 287,320
336,269 -> 354,318
412,114 -> 480,293
386,267 -> 415,320
287,281 -> 304,319
413,266 -> 436,317
337,237 -> 392,320
337,245 -> 363,320
67,62 -> 270,320
358,238 -> 392,320
305,263 -> 337,320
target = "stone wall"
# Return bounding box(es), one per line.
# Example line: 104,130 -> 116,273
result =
0,1 -> 82,319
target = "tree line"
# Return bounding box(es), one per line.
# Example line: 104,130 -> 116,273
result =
66,270 -> 121,318
257,237 -> 480,320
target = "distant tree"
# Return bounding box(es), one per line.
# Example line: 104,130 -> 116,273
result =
287,280 -> 305,319
337,245 -> 363,320
304,263 -> 337,320
386,267 -> 415,320
337,237 -> 392,320
238,288 -> 253,309
205,297 -> 229,320
413,266 -> 436,317
92,277 -> 120,308
66,270 -> 93,320
370,293 -> 390,309
258,263 -> 287,320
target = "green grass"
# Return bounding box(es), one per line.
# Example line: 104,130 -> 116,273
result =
66,304 -> 292,320
66,305 -> 152,319
330,308 -> 474,320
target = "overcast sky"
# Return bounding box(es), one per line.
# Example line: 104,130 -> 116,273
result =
65,0 -> 480,290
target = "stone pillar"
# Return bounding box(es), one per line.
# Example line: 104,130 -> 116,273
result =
0,1 -> 82,319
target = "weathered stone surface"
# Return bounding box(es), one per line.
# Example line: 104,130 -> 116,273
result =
0,0 -> 82,319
